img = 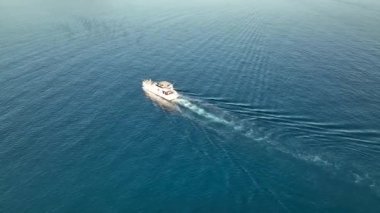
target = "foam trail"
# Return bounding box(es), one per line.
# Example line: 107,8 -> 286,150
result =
174,97 -> 251,134
174,96 -> 258,140
175,98 -> 232,125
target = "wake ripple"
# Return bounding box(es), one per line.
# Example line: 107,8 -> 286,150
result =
174,96 -> 255,136
175,97 -> 232,126
171,95 -> 380,196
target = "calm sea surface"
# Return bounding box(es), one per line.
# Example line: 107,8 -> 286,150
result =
1,0 -> 380,212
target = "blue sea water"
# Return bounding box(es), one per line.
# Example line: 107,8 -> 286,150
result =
1,0 -> 380,212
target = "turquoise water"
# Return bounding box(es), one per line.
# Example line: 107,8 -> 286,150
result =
1,0 -> 380,212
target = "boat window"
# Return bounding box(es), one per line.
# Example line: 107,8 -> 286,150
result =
164,91 -> 173,95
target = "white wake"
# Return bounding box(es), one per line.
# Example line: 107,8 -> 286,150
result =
174,97 -> 248,133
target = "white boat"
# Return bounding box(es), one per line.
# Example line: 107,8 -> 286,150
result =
142,79 -> 179,101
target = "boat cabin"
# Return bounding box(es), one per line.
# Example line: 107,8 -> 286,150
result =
157,81 -> 173,89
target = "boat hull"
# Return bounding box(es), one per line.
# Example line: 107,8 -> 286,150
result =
143,91 -> 180,112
